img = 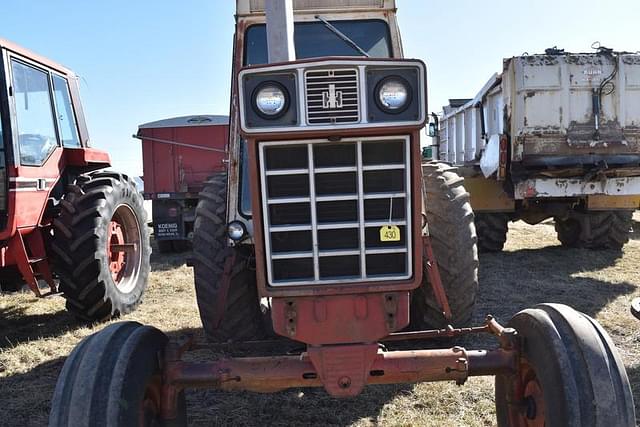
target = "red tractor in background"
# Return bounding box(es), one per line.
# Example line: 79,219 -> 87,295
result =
0,38 -> 150,320
135,115 -> 228,253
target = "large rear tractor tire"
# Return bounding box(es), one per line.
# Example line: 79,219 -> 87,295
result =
474,212 -> 509,252
51,172 -> 151,321
495,304 -> 635,427
192,173 -> 265,342
555,210 -> 632,250
411,163 -> 479,329
49,321 -> 187,427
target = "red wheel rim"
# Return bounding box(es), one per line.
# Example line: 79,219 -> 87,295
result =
508,359 -> 546,427
108,220 -> 127,283
106,204 -> 142,293
138,374 -> 162,427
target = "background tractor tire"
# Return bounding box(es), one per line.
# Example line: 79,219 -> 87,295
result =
555,210 -> 632,250
411,163 -> 479,329
474,212 -> 509,252
495,304 -> 635,427
49,321 -> 187,427
51,172 -> 151,321
192,173 -> 265,342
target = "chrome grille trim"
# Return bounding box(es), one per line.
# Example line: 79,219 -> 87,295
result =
259,135 -> 412,287
305,68 -> 360,125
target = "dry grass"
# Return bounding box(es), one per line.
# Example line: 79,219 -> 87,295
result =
1,216 -> 639,426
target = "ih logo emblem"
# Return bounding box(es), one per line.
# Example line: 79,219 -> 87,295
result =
322,83 -> 343,109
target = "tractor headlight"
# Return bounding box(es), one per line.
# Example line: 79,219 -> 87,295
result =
377,77 -> 410,112
227,221 -> 247,241
254,83 -> 288,118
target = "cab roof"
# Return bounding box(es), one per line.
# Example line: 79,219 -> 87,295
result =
0,37 -> 76,77
236,0 -> 396,16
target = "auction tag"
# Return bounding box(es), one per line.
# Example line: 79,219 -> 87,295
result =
379,225 -> 401,242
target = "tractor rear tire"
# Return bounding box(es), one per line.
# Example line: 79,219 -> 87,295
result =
555,210 -> 632,250
495,304 -> 635,427
411,163 -> 479,329
51,172 -> 151,321
49,321 -> 187,427
474,212 -> 509,252
192,173 -> 265,342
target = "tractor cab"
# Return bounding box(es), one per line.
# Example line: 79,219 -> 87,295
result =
0,38 -> 107,237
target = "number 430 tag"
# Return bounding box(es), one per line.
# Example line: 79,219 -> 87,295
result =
379,225 -> 401,242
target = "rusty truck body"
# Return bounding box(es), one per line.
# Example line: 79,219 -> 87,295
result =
432,48 -> 640,251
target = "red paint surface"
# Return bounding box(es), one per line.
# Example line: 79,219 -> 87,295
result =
140,124 -> 229,195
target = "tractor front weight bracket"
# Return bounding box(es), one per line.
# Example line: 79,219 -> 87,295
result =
159,316 -> 519,421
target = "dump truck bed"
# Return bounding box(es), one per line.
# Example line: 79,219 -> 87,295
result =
437,50 -> 640,172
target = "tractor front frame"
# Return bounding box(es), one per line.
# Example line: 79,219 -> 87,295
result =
159,316 -> 519,421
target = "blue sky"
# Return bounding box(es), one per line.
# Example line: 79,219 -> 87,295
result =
2,0 -> 639,176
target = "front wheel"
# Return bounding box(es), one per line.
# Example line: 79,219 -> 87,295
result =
51,172 -> 151,321
495,304 -> 635,427
49,322 -> 187,427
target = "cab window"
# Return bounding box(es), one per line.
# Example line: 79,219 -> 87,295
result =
11,59 -> 59,166
244,19 -> 392,66
52,75 -> 80,148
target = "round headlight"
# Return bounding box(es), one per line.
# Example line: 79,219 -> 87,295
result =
377,77 -> 410,112
254,83 -> 287,117
227,221 -> 246,241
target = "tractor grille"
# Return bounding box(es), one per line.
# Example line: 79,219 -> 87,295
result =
305,69 -> 360,125
259,136 -> 412,286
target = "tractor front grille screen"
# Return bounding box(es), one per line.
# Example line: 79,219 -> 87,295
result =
259,136 -> 412,286
305,69 -> 360,125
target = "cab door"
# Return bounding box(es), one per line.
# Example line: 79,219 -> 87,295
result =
8,56 -> 80,229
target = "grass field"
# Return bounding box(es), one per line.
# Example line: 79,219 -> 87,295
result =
1,216 -> 639,426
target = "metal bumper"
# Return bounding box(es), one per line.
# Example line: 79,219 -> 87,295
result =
514,176 -> 640,200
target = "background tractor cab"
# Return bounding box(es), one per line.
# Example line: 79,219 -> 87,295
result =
0,38 -> 150,321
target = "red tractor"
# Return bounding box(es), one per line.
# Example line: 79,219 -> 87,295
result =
50,1 -> 635,425
0,38 -> 150,320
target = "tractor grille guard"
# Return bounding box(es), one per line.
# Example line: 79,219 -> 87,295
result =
259,135 -> 413,286
305,68 -> 360,125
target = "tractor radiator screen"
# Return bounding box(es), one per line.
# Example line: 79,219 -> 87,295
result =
259,136 -> 412,286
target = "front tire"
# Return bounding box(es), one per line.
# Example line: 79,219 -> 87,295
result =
49,322 -> 186,427
411,163 -> 479,329
495,304 -> 635,427
192,173 -> 265,342
51,172 -> 151,321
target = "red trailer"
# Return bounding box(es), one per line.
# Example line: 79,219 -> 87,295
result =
136,115 -> 228,252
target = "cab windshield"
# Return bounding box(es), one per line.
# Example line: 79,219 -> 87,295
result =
243,19 -> 392,66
